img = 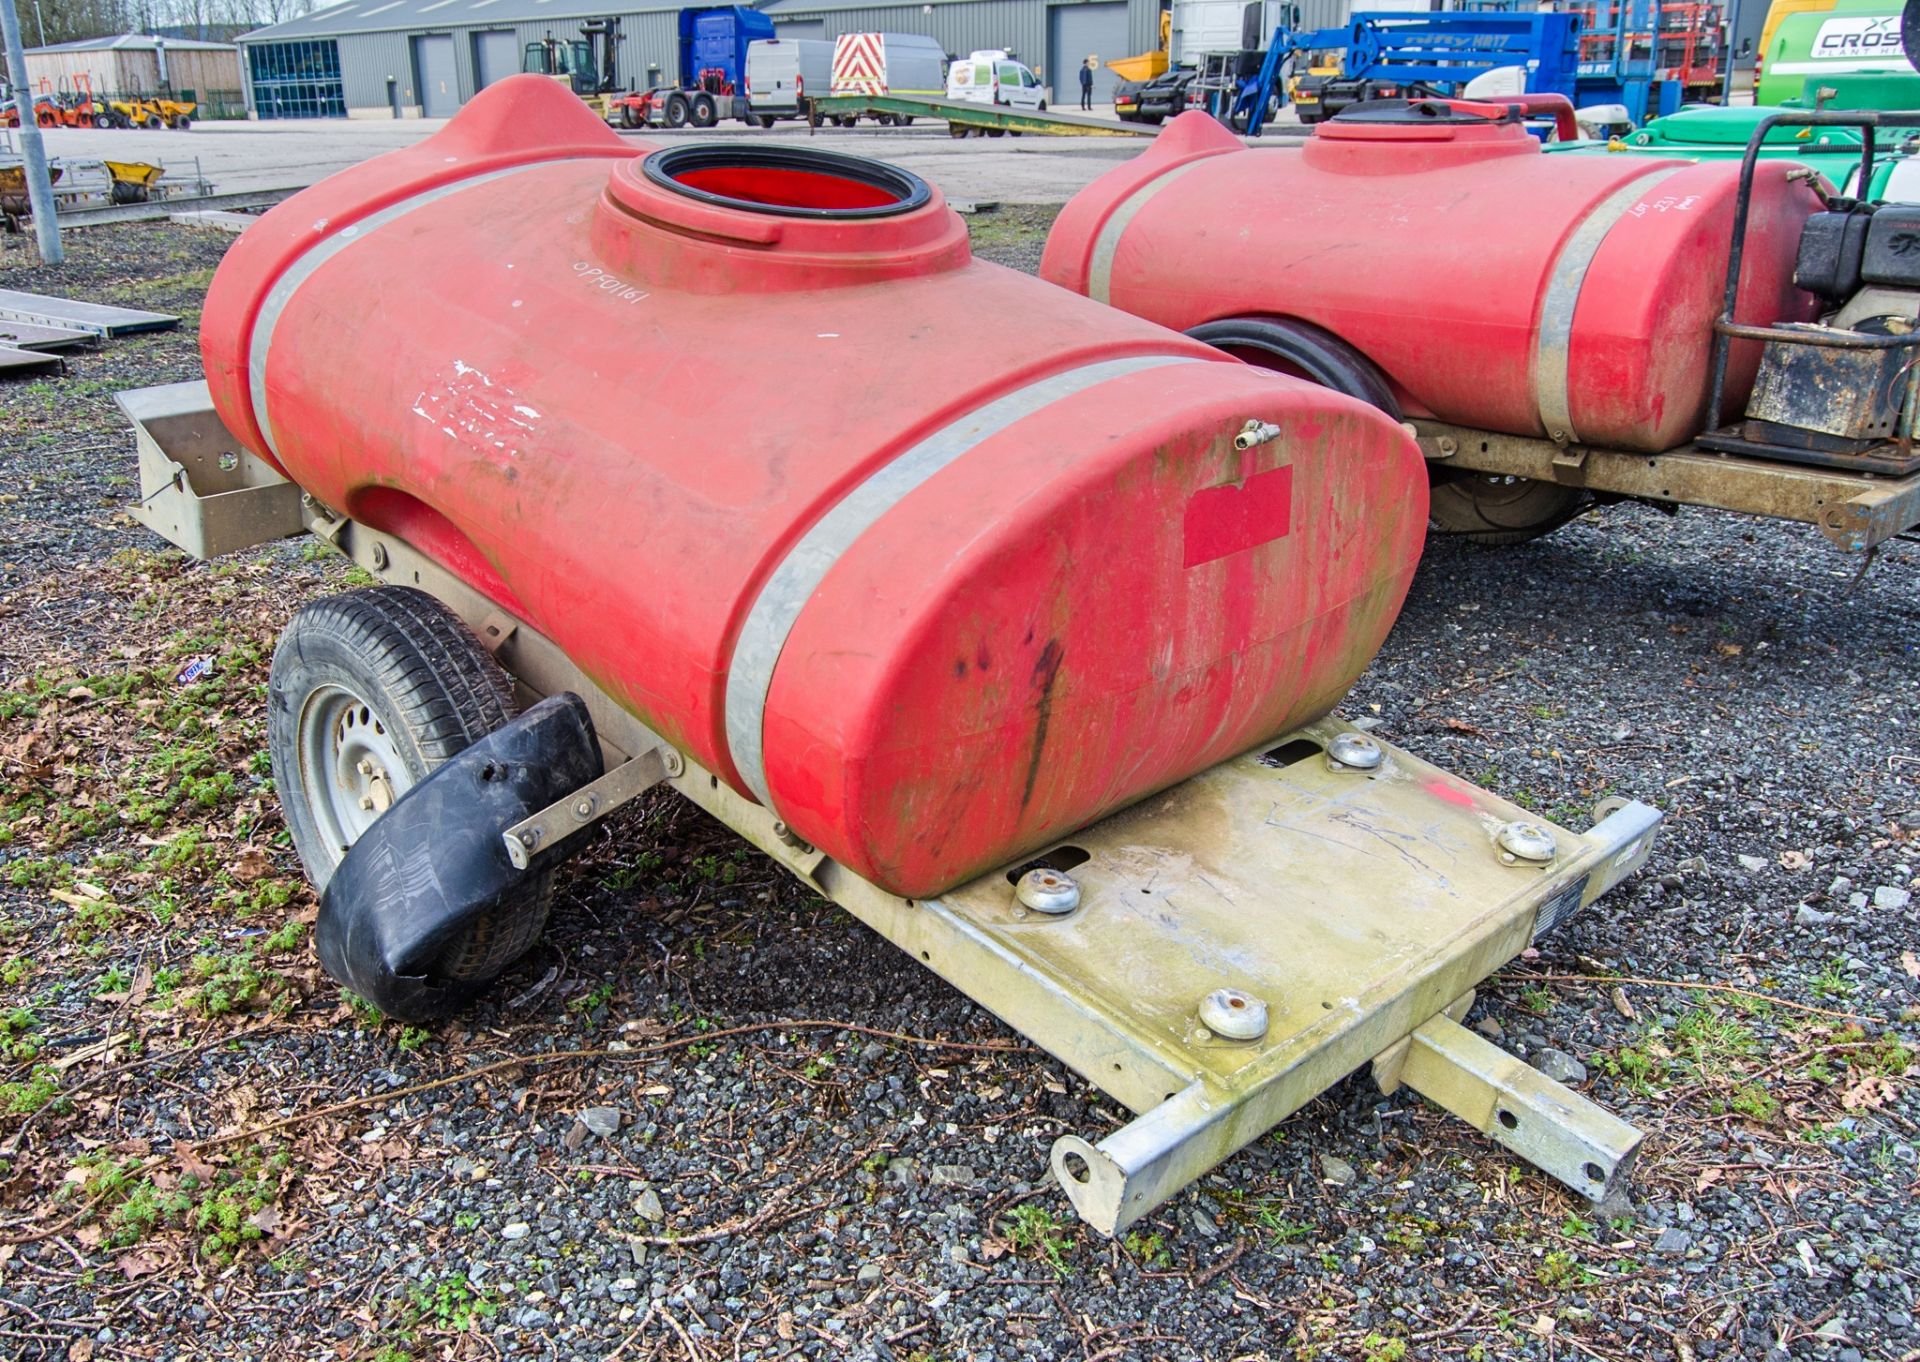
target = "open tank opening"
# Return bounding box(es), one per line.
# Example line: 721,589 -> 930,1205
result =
642,144 -> 932,219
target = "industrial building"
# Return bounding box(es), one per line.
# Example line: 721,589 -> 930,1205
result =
23,33 -> 245,116
234,0 -> 1178,119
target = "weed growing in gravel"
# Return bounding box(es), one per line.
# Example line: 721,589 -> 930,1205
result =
1729,1083 -> 1780,1122
0,1007 -> 42,1061
0,1064 -> 64,1114
397,1026 -> 431,1053
1538,1249 -> 1595,1288
1812,958 -> 1854,999
70,1145 -> 296,1261
1122,1229 -> 1173,1268
1361,1333 -> 1408,1362
1002,1203 -> 1073,1276
403,1271 -> 501,1331
179,949 -> 277,1017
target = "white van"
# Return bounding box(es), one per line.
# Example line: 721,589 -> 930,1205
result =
946,50 -> 1048,110
745,38 -> 833,124
823,32 -> 946,123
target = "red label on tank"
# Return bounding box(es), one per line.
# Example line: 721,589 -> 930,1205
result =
1182,465 -> 1292,567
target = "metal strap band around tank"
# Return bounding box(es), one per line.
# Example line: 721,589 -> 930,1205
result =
246,162 -> 567,459
1087,160 -> 1209,305
723,353 -> 1201,806
1532,164 -> 1690,447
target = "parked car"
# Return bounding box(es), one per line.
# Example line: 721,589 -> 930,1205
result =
745,37 -> 833,124
946,50 -> 1047,111
1113,69 -> 1193,123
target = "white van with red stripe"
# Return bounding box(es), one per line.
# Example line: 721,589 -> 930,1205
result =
824,32 -> 946,123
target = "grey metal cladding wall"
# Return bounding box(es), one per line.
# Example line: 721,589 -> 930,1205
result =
774,2 -> 1047,71
337,12 -> 676,110
1295,0 -> 1350,34
763,0 -> 1163,83
1121,0 -> 1163,59
339,31 -> 415,108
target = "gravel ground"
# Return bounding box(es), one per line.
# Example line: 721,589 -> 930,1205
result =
0,217 -> 1915,1362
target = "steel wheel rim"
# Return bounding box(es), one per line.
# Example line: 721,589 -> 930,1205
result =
296,684 -> 411,866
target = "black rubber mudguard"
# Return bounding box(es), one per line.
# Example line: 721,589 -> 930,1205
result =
315,693 -> 602,1021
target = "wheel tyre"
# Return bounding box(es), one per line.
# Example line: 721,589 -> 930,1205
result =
949,122 -> 968,137
690,93 -> 717,127
37,111 -> 56,128
267,586 -> 553,981
757,114 -> 775,128
94,113 -> 112,128
876,112 -> 894,126
897,115 -> 913,126
144,114 -> 163,129
620,105 -> 638,129
665,95 -> 690,128
1038,100 -> 1047,112
1426,472 -> 1587,546
174,115 -> 192,130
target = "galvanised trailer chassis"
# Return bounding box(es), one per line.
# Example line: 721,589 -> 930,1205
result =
118,380 -> 1662,1234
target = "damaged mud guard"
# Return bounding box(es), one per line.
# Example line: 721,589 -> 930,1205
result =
316,695 -> 602,1021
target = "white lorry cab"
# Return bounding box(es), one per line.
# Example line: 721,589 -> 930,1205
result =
744,38 -> 833,123
946,50 -> 1048,110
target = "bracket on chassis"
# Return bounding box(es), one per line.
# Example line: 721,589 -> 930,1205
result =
114,383 -> 1664,1234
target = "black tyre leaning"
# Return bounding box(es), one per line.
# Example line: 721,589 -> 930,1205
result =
1186,315 -> 1586,545
267,586 -> 553,980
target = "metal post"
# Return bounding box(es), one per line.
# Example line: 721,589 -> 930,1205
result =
0,0 -> 61,265
1721,0 -> 1742,105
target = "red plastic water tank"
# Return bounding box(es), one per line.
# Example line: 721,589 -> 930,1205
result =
1041,107 -> 1827,453
201,77 -> 1430,897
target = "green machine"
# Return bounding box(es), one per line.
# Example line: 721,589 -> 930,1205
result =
1548,73 -> 1920,197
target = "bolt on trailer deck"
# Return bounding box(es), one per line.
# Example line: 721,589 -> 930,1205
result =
125,78 -> 1662,1230
114,377 -> 1661,1231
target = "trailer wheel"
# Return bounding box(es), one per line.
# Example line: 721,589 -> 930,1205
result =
1427,472 -> 1587,546
690,93 -> 718,127
1185,315 -> 1402,418
267,586 -> 552,979
897,115 -> 914,126
665,94 -> 690,128
949,122 -> 968,137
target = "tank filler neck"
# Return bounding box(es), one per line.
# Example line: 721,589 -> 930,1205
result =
1305,98 -> 1545,174
593,144 -> 970,293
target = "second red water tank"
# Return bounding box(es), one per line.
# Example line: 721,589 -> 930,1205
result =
1041,106 -> 1826,453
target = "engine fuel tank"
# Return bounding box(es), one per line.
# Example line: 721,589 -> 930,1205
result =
1041,106 -> 1828,453
201,76 -> 1430,897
